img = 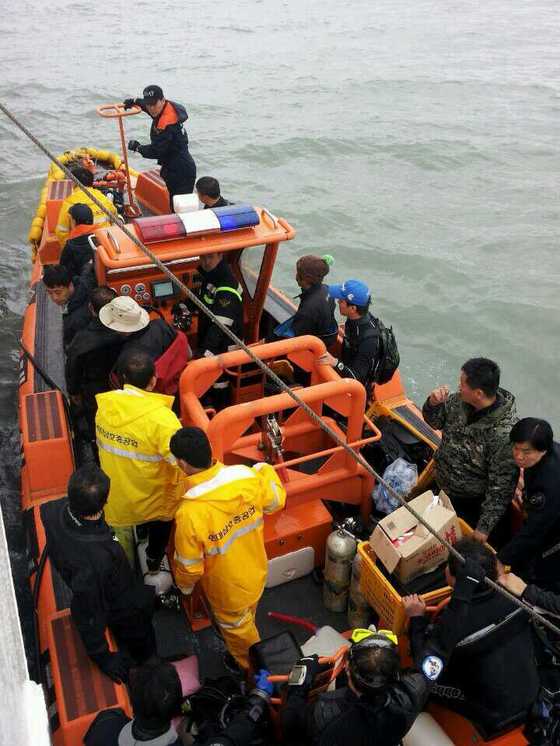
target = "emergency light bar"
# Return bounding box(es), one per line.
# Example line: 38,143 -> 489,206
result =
133,204 -> 260,244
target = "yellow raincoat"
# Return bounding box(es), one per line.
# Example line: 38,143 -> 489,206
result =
95,385 -> 184,527
174,461 -> 286,667
56,188 -> 117,247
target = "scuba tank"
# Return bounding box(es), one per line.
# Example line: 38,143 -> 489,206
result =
347,553 -> 372,629
323,527 -> 357,613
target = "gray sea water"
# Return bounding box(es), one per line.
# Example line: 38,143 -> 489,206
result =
0,0 -> 559,667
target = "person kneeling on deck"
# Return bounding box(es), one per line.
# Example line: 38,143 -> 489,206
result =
196,251 -> 244,409
196,176 -> 232,209
43,263 -> 96,347
96,349 -> 184,568
404,538 -> 539,737
42,465 -> 156,684
170,427 -> 286,670
59,202 -> 95,277
84,662 -> 183,746
56,165 -> 117,248
319,279 -> 395,393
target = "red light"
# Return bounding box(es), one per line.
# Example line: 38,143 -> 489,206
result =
133,215 -> 186,243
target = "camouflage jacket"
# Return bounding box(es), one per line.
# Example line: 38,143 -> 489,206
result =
422,388 -> 518,534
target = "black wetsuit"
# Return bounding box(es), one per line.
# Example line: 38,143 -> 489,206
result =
409,584 -> 539,735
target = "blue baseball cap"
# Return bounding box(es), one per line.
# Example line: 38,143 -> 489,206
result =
328,279 -> 371,307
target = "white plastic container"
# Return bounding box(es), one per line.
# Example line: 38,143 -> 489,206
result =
265,546 -> 315,588
137,541 -> 173,595
173,193 -> 200,213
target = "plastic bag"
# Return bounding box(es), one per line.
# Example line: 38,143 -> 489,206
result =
373,458 -> 417,515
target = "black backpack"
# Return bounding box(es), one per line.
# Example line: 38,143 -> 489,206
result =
371,317 -> 400,385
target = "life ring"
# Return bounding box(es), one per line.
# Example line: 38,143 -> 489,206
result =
27,147 -> 138,258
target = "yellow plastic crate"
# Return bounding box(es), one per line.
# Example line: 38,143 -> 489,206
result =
358,519 -> 471,634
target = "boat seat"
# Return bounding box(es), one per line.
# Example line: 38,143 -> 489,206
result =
46,609 -> 131,745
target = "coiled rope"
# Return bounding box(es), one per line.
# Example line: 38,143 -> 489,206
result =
2,100 -> 559,638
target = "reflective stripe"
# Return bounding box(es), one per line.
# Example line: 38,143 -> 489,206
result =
186,464 -> 257,499
212,380 -> 230,390
215,285 -> 243,303
97,440 -> 163,462
174,550 -> 203,567
203,294 -> 214,305
93,214 -> 107,224
214,315 -> 234,327
56,224 -> 69,233
206,517 -> 263,557
263,480 -> 281,514
215,609 -> 251,629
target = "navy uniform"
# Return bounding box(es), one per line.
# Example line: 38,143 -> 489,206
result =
126,86 -> 196,211
197,257 -> 243,407
499,443 -> 560,589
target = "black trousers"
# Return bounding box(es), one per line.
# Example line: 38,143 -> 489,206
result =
109,605 -> 156,662
162,152 -> 197,211
144,520 -> 173,564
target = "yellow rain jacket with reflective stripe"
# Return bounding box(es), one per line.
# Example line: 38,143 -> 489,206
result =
174,461 -> 286,610
56,188 -> 117,247
95,385 -> 184,526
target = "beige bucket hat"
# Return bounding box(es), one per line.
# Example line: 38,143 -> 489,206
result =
99,296 -> 150,333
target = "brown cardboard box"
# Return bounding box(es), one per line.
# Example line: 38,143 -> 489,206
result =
369,490 -> 462,584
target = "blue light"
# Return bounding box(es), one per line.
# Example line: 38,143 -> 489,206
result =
212,204 -> 260,231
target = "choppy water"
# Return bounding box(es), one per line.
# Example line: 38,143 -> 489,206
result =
0,0 -> 559,668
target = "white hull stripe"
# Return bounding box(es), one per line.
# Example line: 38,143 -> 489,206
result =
97,440 -> 163,462
206,517 -> 263,556
186,464 -> 257,499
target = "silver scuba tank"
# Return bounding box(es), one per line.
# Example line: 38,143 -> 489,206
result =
347,552 -> 372,628
323,528 -> 357,613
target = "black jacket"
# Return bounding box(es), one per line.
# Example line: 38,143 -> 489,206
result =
65,318 -> 123,397
410,585 -> 539,731
337,312 -> 380,389
137,100 -> 194,181
60,232 -> 93,278
118,318 -> 176,364
62,266 -> 96,347
499,444 -> 560,589
41,499 -> 154,658
292,283 -> 337,346
197,259 -> 243,355
203,196 -> 231,209
282,674 -> 429,746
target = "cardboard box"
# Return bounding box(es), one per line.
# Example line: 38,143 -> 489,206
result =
369,490 -> 462,584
